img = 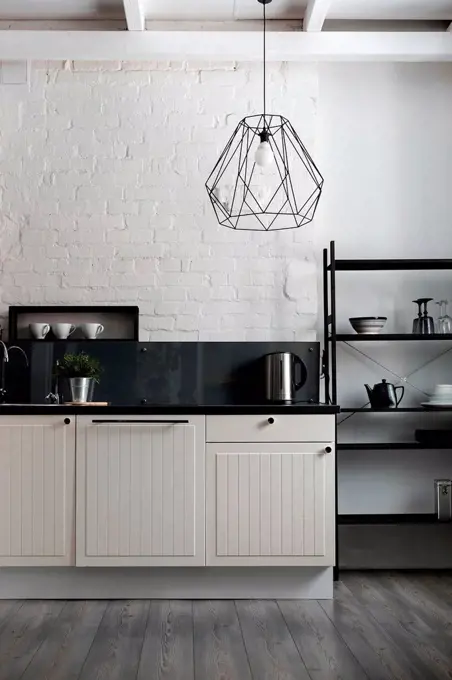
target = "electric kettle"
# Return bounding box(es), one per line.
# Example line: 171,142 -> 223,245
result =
264,352 -> 307,403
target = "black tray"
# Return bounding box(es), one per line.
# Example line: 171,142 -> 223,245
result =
415,429 -> 452,447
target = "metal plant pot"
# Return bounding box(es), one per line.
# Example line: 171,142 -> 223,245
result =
68,377 -> 95,403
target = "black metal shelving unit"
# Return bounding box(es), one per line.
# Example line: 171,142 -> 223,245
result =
333,334 -> 452,342
330,258 -> 452,271
338,514 -> 439,525
323,241 -> 452,577
340,407 -> 448,413
337,443 -> 452,451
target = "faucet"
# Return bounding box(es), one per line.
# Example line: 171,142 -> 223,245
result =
0,345 -> 29,404
46,359 -> 61,404
0,341 -> 9,403
8,346 -> 29,367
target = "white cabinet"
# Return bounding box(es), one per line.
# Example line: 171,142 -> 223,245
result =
76,415 -> 205,566
206,443 -> 335,567
0,416 -> 75,566
206,414 -> 335,567
0,411 -> 335,571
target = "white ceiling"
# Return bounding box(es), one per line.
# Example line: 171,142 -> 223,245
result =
329,0 -> 452,20
0,0 -> 124,20
141,0 -> 308,21
0,0 -> 308,21
0,0 -> 451,21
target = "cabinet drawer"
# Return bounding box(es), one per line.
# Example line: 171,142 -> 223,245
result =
206,414 -> 334,443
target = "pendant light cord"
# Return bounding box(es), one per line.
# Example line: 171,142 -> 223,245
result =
263,1 -> 267,127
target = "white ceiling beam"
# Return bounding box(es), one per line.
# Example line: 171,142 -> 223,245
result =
303,0 -> 332,31
123,0 -> 145,31
0,28 -> 452,62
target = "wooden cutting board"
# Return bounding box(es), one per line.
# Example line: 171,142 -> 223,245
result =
64,402 -> 110,406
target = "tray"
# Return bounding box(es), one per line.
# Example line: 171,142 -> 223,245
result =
415,429 -> 452,446
421,402 -> 452,410
64,402 -> 110,406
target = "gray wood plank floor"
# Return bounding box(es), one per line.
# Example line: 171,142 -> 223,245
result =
2,573 -> 452,680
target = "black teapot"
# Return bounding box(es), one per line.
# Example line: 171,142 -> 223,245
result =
365,379 -> 404,409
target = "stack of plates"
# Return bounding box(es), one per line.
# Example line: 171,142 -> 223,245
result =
422,385 -> 452,409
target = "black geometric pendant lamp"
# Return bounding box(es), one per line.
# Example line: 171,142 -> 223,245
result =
205,0 -> 324,231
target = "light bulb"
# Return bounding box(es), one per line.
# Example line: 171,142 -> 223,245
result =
255,140 -> 274,167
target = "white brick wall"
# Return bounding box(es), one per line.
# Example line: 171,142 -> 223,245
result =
0,60 -> 319,340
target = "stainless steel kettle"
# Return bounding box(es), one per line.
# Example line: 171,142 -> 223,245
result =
265,352 -> 306,403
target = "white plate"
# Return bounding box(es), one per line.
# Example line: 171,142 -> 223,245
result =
421,402 -> 452,409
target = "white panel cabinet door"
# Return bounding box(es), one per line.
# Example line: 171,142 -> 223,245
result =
206,442 -> 335,567
76,415 -> 205,566
0,416 -> 76,567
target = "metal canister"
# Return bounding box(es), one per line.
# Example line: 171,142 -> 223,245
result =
434,479 -> 452,521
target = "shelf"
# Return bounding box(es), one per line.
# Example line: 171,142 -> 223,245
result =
337,442 -> 452,450
340,407 -> 446,413
331,334 -> 452,342
338,514 -> 440,525
16,339 -> 137,343
328,259 -> 452,271
9,305 -> 140,343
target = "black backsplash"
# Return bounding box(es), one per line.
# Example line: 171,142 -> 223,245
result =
9,341 -> 320,406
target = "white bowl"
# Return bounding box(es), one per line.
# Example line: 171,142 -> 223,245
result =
349,317 -> 387,334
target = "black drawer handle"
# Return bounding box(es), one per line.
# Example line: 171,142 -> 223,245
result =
92,419 -> 189,424
325,446 -> 332,453
268,417 -> 275,424
64,418 -> 71,425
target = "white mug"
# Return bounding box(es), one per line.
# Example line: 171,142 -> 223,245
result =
80,323 -> 104,340
29,323 -> 50,340
51,323 -> 76,340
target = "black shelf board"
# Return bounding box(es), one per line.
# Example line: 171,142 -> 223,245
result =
332,334 -> 452,342
337,442 -> 452,450
17,339 -> 137,343
340,407 -> 444,413
328,259 -> 452,271
338,513 -> 439,525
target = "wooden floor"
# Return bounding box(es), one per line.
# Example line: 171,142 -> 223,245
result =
0,572 -> 452,679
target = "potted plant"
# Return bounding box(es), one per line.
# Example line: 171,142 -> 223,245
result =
55,352 -> 102,403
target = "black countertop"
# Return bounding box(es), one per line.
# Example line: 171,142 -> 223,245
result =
0,403 -> 339,416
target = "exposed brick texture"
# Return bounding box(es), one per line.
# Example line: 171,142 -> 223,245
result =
0,60 -> 319,340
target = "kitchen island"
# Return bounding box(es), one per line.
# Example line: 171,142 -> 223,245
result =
0,404 -> 338,598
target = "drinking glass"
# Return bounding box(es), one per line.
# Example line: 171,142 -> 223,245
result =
436,300 -> 444,333
419,298 -> 435,335
412,299 -> 423,333
439,300 -> 452,334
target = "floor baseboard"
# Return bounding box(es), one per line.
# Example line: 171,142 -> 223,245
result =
0,566 -> 333,599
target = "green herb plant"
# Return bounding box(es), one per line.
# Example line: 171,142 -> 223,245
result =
56,352 -> 103,383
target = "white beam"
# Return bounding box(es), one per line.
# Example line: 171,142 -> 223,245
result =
303,0 -> 332,31
0,28 -> 452,62
123,0 -> 145,31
